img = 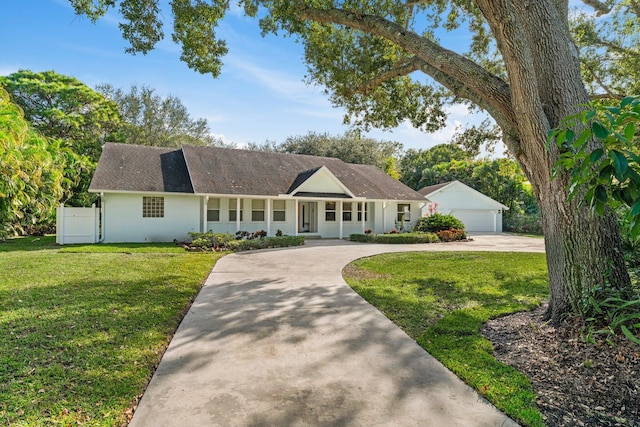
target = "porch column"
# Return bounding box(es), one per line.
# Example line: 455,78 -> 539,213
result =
236,197 -> 241,232
294,199 -> 299,236
493,210 -> 498,233
361,202 -> 365,233
338,200 -> 343,239
266,198 -> 272,236
382,202 -> 387,233
203,196 -> 209,233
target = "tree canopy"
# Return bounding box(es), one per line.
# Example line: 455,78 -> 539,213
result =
249,130 -> 402,171
0,87 -> 76,237
0,70 -> 121,162
97,84 -> 224,147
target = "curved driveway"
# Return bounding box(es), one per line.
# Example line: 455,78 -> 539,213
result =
130,234 -> 544,427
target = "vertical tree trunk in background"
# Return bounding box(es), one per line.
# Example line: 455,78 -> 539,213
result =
475,0 -> 631,322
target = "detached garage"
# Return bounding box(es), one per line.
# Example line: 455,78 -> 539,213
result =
418,181 -> 509,232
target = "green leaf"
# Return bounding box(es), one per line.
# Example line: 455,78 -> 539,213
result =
592,121 -> 610,139
630,200 -> 640,217
611,150 -> 629,180
624,122 -> 636,141
621,96 -> 635,109
621,325 -> 640,345
589,148 -> 604,163
594,185 -> 608,204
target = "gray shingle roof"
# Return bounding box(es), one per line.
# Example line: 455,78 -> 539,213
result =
90,143 -> 425,201
418,181 -> 453,196
89,143 -> 193,193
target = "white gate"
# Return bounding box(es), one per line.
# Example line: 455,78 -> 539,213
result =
56,204 -> 100,245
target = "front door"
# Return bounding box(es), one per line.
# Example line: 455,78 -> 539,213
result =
298,202 -> 317,233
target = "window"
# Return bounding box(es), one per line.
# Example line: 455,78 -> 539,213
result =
397,204 -> 411,222
342,202 -> 352,221
229,198 -> 243,222
142,196 -> 164,218
357,202 -> 368,222
207,198 -> 220,222
273,200 -> 286,222
252,199 -> 265,222
325,201 -> 336,221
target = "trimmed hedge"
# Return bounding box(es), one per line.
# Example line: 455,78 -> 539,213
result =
225,235 -> 305,252
350,232 -> 439,244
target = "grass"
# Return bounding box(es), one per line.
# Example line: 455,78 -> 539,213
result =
344,251 -> 549,427
0,236 -> 223,426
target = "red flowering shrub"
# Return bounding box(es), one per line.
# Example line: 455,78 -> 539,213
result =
436,228 -> 466,242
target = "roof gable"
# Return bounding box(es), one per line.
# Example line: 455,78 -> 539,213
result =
288,166 -> 354,197
419,180 -> 509,210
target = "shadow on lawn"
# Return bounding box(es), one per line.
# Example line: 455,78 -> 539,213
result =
0,253 -> 208,426
0,235 -> 58,252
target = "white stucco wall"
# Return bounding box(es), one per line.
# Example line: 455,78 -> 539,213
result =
102,193 -> 201,243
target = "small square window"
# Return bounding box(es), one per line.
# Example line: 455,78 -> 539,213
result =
143,196 -> 164,218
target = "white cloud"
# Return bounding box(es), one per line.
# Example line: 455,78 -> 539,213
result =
225,55 -> 325,106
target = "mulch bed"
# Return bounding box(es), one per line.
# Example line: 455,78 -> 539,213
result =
481,305 -> 640,426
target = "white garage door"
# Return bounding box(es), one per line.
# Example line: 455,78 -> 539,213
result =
450,210 -> 497,232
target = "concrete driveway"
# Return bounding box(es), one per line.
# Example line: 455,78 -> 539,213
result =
130,234 -> 544,426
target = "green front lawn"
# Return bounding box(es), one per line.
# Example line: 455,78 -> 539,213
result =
0,236 -> 223,426
344,251 -> 549,427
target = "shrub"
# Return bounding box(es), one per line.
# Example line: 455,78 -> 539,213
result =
436,228 -> 466,242
235,230 -> 251,240
225,235 -> 305,252
191,237 -> 213,248
503,213 -> 543,235
275,229 -> 283,237
415,213 -> 464,233
251,230 -> 267,239
350,233 -> 439,244
188,232 -> 235,247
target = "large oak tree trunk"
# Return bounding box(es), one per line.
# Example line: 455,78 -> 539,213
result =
537,169 -> 629,322
477,0 -> 631,322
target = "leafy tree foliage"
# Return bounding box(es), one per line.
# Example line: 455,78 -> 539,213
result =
571,2 -> 640,98
0,70 -> 121,162
97,84 -> 225,147
399,144 -> 470,189
0,88 -> 78,237
250,130 -> 402,171
552,96 -> 640,235
66,0 -> 635,322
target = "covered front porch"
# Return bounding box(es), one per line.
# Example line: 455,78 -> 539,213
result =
200,195 -> 423,238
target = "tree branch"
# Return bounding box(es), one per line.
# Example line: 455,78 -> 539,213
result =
295,5 -> 516,129
346,57 -> 421,95
581,0 -> 613,16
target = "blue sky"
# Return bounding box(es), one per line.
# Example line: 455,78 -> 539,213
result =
1,0 -> 486,151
